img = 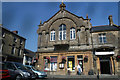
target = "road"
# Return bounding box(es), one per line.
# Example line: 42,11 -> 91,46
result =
36,78 -> 120,80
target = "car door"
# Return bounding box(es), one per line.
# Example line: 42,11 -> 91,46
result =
6,62 -> 17,78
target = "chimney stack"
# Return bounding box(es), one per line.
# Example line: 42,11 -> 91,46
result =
108,15 -> 113,26
13,31 -> 18,34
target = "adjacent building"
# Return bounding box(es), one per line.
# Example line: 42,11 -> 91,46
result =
36,3 -> 120,75
1,25 -> 26,63
23,49 -> 35,65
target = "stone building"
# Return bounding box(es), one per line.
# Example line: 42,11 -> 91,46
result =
0,25 -> 26,63
91,16 -> 120,75
23,49 -> 35,65
36,3 -> 120,75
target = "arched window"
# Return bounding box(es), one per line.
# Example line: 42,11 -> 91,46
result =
59,24 -> 66,40
50,30 -> 55,41
70,27 -> 76,40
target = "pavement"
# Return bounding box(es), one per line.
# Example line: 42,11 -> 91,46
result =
47,74 -> 120,79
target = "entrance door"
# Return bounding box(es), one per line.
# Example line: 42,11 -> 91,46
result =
67,56 -> 75,71
100,60 -> 111,74
100,56 -> 112,74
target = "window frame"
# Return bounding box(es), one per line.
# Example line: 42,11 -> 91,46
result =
50,30 -> 56,41
99,33 -> 107,44
59,24 -> 66,40
70,27 -> 76,40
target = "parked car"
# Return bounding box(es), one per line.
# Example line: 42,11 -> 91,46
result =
4,61 -> 37,80
0,62 -> 10,80
25,65 -> 47,78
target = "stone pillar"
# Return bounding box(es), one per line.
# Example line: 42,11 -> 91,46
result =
97,57 -> 101,74
75,55 -> 78,74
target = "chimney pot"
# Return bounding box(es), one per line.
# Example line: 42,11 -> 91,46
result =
13,31 -> 18,34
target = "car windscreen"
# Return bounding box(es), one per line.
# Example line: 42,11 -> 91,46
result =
14,63 -> 27,70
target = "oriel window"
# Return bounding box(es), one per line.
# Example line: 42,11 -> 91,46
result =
59,24 -> 66,40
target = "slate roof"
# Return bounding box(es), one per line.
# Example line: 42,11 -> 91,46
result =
91,25 -> 120,32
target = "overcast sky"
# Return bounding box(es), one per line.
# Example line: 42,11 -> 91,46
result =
2,2 -> 119,52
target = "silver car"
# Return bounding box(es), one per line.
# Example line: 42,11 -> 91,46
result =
25,65 -> 47,78
4,61 -> 36,80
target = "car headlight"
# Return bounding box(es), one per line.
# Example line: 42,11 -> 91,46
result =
23,72 -> 30,77
37,72 -> 41,75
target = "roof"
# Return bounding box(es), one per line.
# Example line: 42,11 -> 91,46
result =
91,25 -> 120,32
1,26 -> 26,40
24,49 -> 35,57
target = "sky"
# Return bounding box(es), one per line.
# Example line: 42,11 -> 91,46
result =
2,2 -> 119,52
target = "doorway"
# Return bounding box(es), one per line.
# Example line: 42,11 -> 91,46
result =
100,57 -> 112,74
67,56 -> 75,71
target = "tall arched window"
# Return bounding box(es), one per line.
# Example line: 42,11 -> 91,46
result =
70,27 -> 76,40
59,24 -> 66,40
50,30 -> 55,41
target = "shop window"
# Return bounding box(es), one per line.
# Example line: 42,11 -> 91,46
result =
50,56 -> 57,71
50,30 -> 55,41
77,55 -> 83,72
70,27 -> 76,40
59,24 -> 66,40
44,59 -> 49,71
99,33 -> 107,44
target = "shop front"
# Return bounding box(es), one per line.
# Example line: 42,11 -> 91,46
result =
95,48 -> 115,75
37,52 -> 93,75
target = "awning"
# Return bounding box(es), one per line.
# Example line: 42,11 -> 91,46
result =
95,52 -> 114,55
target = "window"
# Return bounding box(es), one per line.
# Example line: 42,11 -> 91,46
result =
2,32 -> 5,38
18,49 -> 22,56
50,30 -> 55,41
59,24 -> 66,40
11,47 -> 16,54
20,39 -> 23,44
99,33 -> 107,44
14,36 -> 17,42
70,28 -> 76,40
50,56 -> 57,71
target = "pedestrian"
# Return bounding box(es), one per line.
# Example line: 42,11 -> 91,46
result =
77,64 -> 82,75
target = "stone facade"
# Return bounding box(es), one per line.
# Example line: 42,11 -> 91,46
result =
36,3 -> 120,75
0,25 -> 26,63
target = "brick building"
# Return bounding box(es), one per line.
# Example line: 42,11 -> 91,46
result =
36,3 -> 120,75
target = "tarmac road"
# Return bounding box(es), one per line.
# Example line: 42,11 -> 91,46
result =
36,78 -> 120,80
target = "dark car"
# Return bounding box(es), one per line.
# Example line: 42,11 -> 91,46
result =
4,61 -> 37,80
0,62 -> 10,80
25,65 -> 47,78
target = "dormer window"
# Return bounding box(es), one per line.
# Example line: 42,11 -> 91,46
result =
59,24 -> 66,40
50,30 -> 55,41
70,27 -> 76,40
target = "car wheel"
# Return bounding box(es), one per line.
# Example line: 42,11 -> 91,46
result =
15,75 -> 22,80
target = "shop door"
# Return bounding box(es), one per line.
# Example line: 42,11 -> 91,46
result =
67,56 -> 75,71
100,58 -> 111,74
